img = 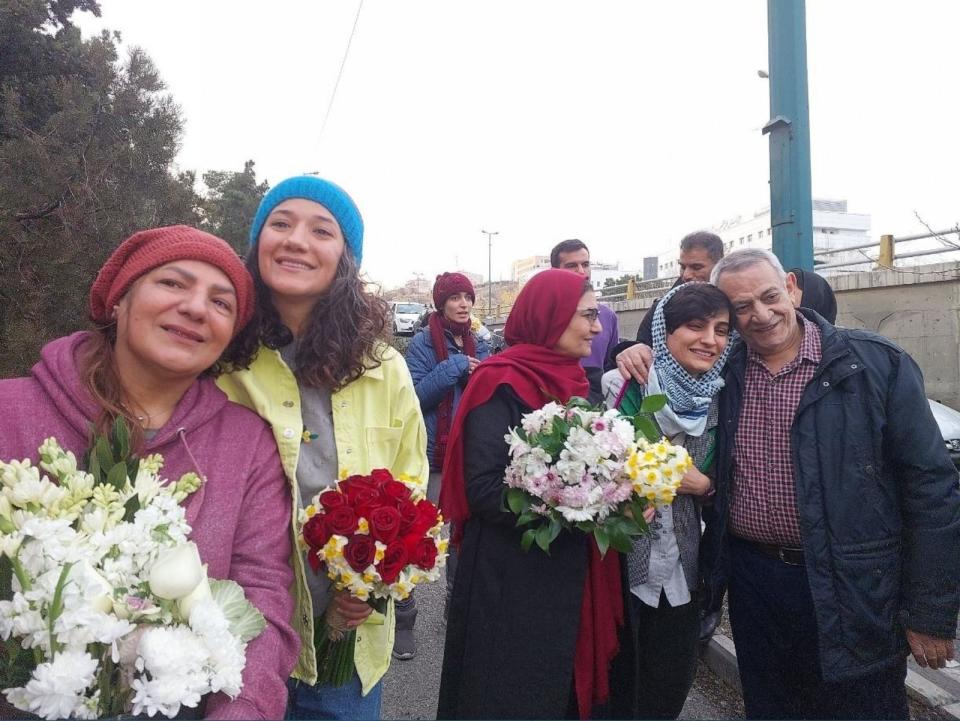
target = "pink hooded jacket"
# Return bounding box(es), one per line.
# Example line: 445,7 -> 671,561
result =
0,332 -> 299,720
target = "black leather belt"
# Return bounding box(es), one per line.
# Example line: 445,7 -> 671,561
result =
734,536 -> 804,566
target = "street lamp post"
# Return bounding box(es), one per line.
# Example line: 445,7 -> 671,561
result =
481,230 -> 498,316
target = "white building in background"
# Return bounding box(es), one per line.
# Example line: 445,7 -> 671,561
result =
656,199 -> 872,277
511,255 -> 638,288
511,255 -> 551,286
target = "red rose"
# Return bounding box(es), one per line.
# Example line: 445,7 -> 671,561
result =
343,534 -> 376,573
380,480 -> 412,505
397,499 -> 418,534
326,506 -> 359,536
377,541 -> 409,584
370,468 -> 394,486
369,506 -> 402,544
302,515 -> 332,550
411,538 -> 439,570
409,499 -> 441,537
353,489 -> 384,520
339,475 -> 377,503
318,490 -> 345,511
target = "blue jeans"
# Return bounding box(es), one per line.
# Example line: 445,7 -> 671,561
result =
286,674 -> 383,720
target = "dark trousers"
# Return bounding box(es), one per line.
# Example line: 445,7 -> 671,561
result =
727,535 -> 909,720
609,590 -> 701,719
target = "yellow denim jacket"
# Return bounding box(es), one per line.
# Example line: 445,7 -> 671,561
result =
217,343 -> 428,694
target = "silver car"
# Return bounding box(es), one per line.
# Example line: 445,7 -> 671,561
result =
928,399 -> 960,469
390,301 -> 427,336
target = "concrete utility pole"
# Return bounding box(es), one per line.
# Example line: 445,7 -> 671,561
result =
481,230 -> 498,314
764,0 -> 814,271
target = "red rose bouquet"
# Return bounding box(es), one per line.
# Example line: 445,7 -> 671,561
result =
298,469 -> 447,686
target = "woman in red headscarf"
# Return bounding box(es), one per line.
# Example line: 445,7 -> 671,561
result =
436,269 -> 624,720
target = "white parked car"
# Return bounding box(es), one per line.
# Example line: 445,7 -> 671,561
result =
929,399 -> 960,469
390,301 -> 427,336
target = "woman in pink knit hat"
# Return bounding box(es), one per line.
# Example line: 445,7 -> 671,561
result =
0,225 -> 299,720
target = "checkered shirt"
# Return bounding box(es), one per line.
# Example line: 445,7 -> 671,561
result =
728,314 -> 822,546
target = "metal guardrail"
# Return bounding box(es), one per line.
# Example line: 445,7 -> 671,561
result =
815,228 -> 960,270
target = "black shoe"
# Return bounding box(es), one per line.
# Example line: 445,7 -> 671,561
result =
699,609 -> 721,645
392,627 -> 416,660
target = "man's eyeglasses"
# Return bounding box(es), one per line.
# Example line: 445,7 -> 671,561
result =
577,308 -> 600,323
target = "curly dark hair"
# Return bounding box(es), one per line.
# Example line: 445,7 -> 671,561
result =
221,248 -> 390,391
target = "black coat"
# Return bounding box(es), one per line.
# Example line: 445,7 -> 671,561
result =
437,385 -> 589,720
701,309 -> 960,681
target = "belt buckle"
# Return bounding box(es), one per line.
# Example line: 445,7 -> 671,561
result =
778,547 -> 802,566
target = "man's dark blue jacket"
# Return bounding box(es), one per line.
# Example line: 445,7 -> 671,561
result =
701,309 -> 960,681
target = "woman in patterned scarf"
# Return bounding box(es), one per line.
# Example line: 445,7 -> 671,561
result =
609,282 -> 735,720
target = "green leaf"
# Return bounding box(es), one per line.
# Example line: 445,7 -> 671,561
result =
106,462 -> 128,491
0,555 -> 11,602
95,436 -> 115,470
566,396 -> 594,410
87,447 -> 102,484
632,500 -> 650,533
126,458 -> 141,482
639,393 -> 668,413
505,488 -> 530,515
546,517 -> 562,544
619,515 -> 642,536
209,579 -> 266,643
515,510 -> 540,528
111,416 -> 130,461
535,524 -> 553,554
635,415 -> 661,443
122,494 -> 140,523
520,528 -> 537,553
608,526 -> 634,555
594,527 -> 610,557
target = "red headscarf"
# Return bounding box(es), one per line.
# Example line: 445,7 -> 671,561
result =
439,268 -> 622,720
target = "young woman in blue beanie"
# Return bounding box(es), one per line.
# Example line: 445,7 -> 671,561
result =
218,176 -> 429,720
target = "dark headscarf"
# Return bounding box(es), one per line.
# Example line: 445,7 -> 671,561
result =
790,268 -> 837,324
440,268 -> 621,720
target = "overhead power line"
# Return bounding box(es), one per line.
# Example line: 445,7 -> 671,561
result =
318,0 -> 364,151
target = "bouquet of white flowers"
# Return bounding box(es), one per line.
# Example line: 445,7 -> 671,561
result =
0,420 -> 265,719
503,395 -> 692,556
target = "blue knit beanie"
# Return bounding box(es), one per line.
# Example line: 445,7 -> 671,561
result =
248,176 -> 364,265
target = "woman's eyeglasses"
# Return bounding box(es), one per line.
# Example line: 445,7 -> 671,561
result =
577,308 -> 600,323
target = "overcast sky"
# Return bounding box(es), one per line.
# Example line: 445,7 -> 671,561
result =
77,1 -> 960,287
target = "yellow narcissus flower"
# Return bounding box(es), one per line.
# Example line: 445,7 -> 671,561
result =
323,537 -> 344,563
357,518 -> 370,535
304,505 -> 317,518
